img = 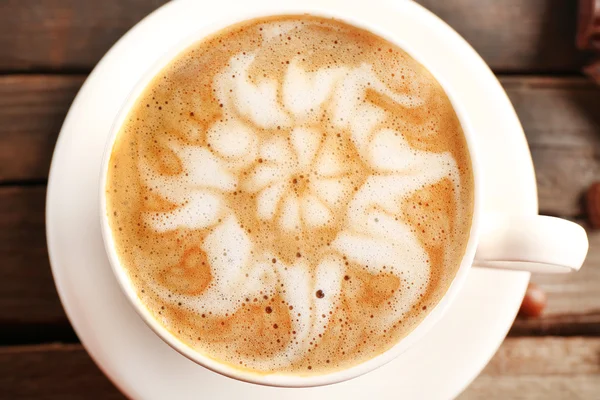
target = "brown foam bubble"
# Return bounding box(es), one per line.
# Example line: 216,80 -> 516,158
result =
105,15 -> 474,375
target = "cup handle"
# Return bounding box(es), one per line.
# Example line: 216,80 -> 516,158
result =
473,214 -> 589,273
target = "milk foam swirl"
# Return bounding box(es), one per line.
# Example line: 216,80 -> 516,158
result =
107,16 -> 473,374
138,48 -> 459,369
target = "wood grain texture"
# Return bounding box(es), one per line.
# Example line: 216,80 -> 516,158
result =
2,75 -> 600,203
417,0 -> 590,72
0,0 -> 167,72
0,75 -> 84,182
2,338 -> 598,399
502,77 -> 600,218
0,0 -> 590,73
1,75 -> 600,336
459,337 -> 600,399
504,78 -> 600,332
0,344 -> 124,399
0,187 -> 67,330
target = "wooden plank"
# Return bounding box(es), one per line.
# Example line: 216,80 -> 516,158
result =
3,75 -> 600,204
417,0 -> 589,73
0,193 -> 597,339
460,337 -> 600,399
2,338 -> 598,399
0,0 -> 168,72
501,76 -> 600,218
0,186 -> 67,329
504,77 -> 600,334
0,75 -> 84,182
0,344 -> 124,399
0,0 -> 589,73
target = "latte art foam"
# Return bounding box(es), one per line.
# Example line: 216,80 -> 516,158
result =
106,15 -> 473,375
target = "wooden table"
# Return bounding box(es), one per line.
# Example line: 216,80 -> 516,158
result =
1,1 -> 599,398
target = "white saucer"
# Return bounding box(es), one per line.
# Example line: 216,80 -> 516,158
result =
46,0 -> 534,398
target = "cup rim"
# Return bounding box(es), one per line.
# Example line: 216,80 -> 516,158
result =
99,3 -> 483,388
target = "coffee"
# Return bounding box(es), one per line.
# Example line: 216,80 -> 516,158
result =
106,15 -> 474,375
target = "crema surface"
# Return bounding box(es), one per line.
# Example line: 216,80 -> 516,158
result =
106,15 -> 474,375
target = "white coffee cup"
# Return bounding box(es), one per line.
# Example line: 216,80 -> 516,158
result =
99,0 -> 589,388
